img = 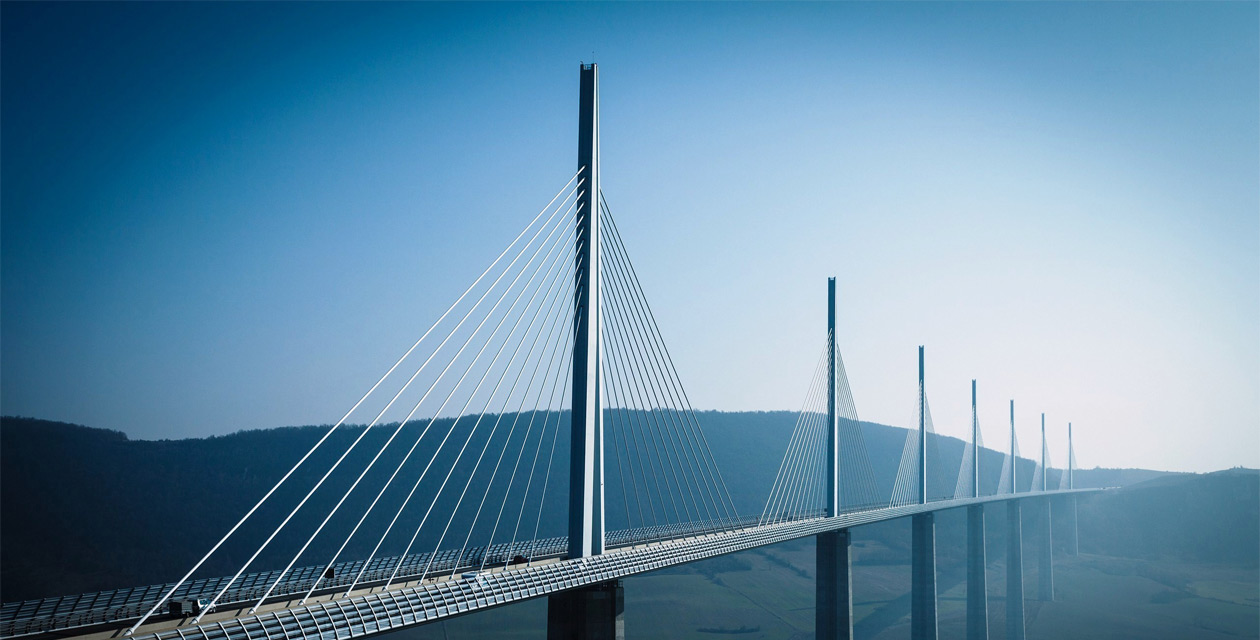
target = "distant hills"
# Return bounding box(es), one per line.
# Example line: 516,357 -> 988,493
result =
1,414 -> 1253,603
1079,467 -> 1259,566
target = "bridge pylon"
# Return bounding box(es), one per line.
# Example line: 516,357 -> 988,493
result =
826,277 -> 839,517
910,346 -> 938,640
816,278 -> 853,640
918,347 -> 927,505
569,61 -> 604,560
1006,401 -> 1027,640
1068,422 -> 1074,491
1038,413 -> 1054,601
1068,422 -> 1079,555
966,380 -> 989,640
551,60 -> 621,640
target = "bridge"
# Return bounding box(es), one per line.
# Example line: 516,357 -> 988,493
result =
1,64 -> 1104,640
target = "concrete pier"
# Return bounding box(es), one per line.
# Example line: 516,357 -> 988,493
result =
966,504 -> 989,640
816,529 -> 853,640
911,512 -> 938,640
1006,501 -> 1026,640
547,580 -> 624,640
1038,498 -> 1054,601
1069,495 -> 1080,555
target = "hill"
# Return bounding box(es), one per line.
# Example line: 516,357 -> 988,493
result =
0,413 -> 1219,603
1080,468 -> 1260,566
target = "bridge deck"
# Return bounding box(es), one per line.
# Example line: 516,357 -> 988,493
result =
0,517 -> 755,639
4,490 -> 1099,640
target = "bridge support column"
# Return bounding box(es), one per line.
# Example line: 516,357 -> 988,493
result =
966,504 -> 989,640
1038,498 -> 1054,601
1069,495 -> 1079,555
911,512 -> 938,640
547,580 -> 624,640
1067,423 -> 1078,555
1006,500 -> 1025,640
816,529 -> 853,640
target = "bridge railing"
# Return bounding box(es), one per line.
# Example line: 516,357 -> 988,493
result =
0,516 -> 752,639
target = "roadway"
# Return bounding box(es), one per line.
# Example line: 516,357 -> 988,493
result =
1,489 -> 1101,640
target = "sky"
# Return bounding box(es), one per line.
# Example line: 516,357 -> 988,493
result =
2,2 -> 1256,473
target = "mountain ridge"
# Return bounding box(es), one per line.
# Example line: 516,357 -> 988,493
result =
1,414 -> 1249,603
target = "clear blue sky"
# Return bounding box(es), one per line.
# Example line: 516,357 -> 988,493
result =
2,2 -> 1256,473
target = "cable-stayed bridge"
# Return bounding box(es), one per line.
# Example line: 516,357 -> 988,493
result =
2,64 -> 1103,640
